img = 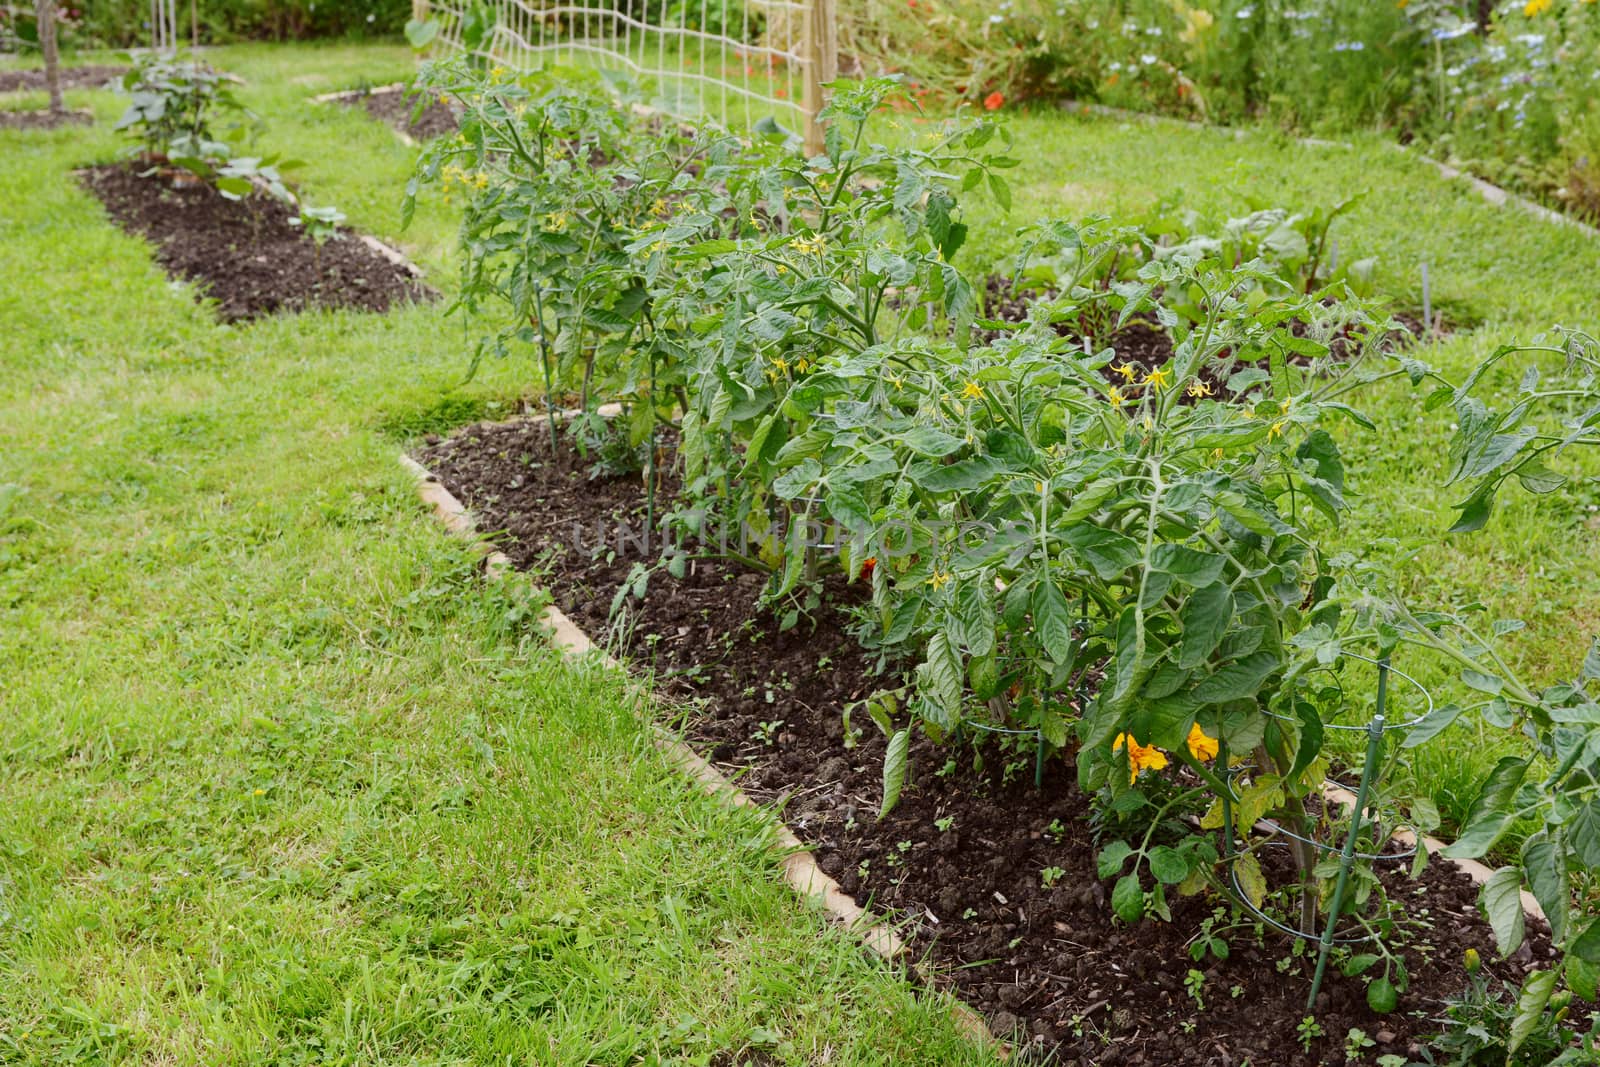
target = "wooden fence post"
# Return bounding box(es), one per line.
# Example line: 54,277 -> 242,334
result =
802,0 -> 836,156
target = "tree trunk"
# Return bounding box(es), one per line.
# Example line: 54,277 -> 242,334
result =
37,0 -> 64,117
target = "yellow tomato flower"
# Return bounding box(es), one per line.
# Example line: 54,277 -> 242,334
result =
770,356 -> 789,374
651,198 -> 669,218
1525,0 -> 1552,14
962,381 -> 985,401
790,234 -> 827,256
927,569 -> 952,590
1270,420 -> 1287,439
1187,379 -> 1214,399
1186,723 -> 1219,763
1108,386 -> 1126,409
1113,362 -> 1138,382
1113,733 -> 1169,784
1143,365 -> 1173,391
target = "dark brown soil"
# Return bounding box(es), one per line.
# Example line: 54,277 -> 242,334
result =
0,63 -> 125,93
0,107 -> 90,130
79,162 -> 434,322
342,87 -> 457,141
418,418 -> 1567,1066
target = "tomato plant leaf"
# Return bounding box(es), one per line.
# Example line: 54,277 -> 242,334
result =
1521,830 -> 1568,944
1443,756 -> 1529,860
916,632 -> 964,730
1111,873 -> 1144,922
1508,970 -> 1557,1058
1177,584 -> 1233,670
1148,846 -> 1189,885
1400,701 -> 1464,749
1365,976 -> 1398,1014
1234,852 -> 1267,909
878,728 -> 910,820
1033,578 -> 1075,665
1482,866 -> 1527,957
917,455 -> 1007,492
1063,525 -> 1142,581
1150,544 -> 1226,587
1192,651 -> 1278,704
1097,840 -> 1134,879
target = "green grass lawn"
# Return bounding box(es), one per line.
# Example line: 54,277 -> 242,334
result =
0,44 -> 991,1065
2,41 -> 1597,1062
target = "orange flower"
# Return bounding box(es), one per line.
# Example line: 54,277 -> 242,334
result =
1186,723 -> 1219,763
1112,733 -> 1169,784
861,557 -> 877,578
983,91 -> 1005,111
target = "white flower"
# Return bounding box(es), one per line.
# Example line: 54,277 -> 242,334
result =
1140,53 -> 1158,65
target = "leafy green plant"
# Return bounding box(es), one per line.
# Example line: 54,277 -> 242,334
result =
406,59 -> 741,495
1426,967 -> 1583,1067
404,53 -> 1600,1031
114,49 -> 254,165
1389,327 -> 1600,1057
290,202 -> 346,271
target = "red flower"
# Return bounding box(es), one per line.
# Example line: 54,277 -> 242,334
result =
861,557 -> 877,578
983,91 -> 1005,111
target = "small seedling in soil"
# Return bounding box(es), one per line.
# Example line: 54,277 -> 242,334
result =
962,908 -> 977,920
934,816 -> 954,833
1040,866 -> 1065,889
753,719 -> 783,745
1344,1027 -> 1375,1062
1230,984 -> 1244,999
1297,1015 -> 1325,1054
1184,968 -> 1206,1011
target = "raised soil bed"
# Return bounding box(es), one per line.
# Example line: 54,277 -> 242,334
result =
80,162 -> 433,322
415,418 -> 1562,1066
317,83 -> 457,143
0,63 -> 125,93
351,86 -> 457,141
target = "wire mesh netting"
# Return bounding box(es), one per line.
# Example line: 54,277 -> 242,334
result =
423,0 -> 833,142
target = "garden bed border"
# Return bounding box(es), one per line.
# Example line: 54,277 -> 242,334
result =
310,82 -> 419,147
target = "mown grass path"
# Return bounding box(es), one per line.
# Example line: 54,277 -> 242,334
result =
0,45 -> 987,1064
